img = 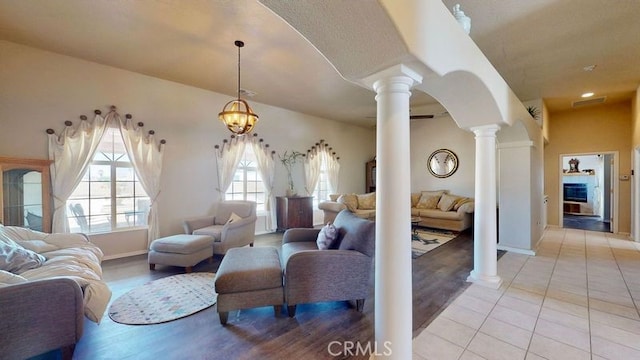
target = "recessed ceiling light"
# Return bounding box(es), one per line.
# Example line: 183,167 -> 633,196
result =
581,92 -> 594,98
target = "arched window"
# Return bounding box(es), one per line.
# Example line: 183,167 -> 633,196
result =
312,159 -> 329,208
67,126 -> 150,233
225,145 -> 266,212
215,134 -> 276,230
304,140 -> 340,208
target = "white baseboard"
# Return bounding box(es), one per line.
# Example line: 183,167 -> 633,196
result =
103,250 -> 148,261
497,244 -> 536,256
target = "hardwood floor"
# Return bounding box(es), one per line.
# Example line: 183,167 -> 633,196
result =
72,229 -> 476,360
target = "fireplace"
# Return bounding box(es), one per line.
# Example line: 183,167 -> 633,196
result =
564,183 -> 588,203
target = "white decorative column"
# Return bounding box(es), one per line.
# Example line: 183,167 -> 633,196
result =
467,124 -> 503,289
369,65 -> 421,359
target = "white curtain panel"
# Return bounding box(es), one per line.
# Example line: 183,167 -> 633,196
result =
48,114 -> 108,232
215,136 -> 246,197
303,150 -> 321,196
116,112 -> 164,246
251,139 -> 277,231
323,150 -> 340,194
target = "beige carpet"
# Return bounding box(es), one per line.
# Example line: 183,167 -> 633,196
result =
411,229 -> 457,259
108,272 -> 217,325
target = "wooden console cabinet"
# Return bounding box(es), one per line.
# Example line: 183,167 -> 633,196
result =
0,157 -> 52,233
563,201 -> 593,215
365,159 -> 376,193
276,196 -> 313,231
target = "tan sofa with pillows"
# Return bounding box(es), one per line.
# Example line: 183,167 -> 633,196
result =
318,190 -> 474,232
410,190 -> 474,231
318,192 -> 376,223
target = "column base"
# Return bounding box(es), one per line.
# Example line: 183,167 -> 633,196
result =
467,270 -> 503,289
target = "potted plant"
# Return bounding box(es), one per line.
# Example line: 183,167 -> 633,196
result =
526,106 -> 540,120
279,150 -> 305,196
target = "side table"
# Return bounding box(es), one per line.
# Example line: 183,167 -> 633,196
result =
276,196 -> 313,231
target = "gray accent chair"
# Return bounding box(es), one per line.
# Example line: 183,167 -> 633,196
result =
183,200 -> 257,255
0,278 -> 84,360
281,209 -> 375,317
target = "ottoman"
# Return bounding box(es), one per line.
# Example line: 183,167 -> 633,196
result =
148,234 -> 215,273
215,247 -> 283,325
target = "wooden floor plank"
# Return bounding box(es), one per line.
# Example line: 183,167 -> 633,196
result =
73,229 -> 475,359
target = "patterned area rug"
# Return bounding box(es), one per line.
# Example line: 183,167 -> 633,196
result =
412,229 -> 458,259
109,272 -> 217,325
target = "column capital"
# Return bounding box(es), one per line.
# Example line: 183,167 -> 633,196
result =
470,124 -> 501,137
362,64 -> 423,92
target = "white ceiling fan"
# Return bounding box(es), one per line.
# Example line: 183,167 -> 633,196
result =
410,110 -> 449,120
366,110 -> 449,120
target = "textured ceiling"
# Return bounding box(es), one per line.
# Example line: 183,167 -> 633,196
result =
441,0 -> 640,111
1,0 -> 638,127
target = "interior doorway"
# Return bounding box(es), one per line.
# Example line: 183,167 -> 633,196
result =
559,152 -> 617,233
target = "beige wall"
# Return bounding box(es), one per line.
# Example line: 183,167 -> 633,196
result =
410,115 -> 475,197
544,101 -> 632,233
0,41 -> 376,258
633,87 -> 640,147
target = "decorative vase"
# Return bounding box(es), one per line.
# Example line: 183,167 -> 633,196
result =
286,188 -> 297,197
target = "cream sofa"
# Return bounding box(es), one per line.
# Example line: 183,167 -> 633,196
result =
0,224 -> 111,359
318,192 -> 376,223
410,191 -> 475,231
318,190 -> 474,232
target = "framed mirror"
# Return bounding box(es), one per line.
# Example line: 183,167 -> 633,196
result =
427,149 -> 458,178
0,157 -> 52,232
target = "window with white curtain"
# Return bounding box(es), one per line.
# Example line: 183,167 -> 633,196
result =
225,145 -> 266,212
67,127 -> 150,233
312,159 -> 329,208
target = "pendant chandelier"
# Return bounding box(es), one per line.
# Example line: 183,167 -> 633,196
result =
218,40 -> 259,135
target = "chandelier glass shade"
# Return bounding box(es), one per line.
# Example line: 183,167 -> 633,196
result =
219,98 -> 258,135
218,40 -> 259,135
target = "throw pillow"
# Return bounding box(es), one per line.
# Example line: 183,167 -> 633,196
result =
337,194 -> 358,212
226,212 -> 243,225
316,223 -> 339,250
453,197 -> 472,211
356,192 -> 376,210
0,241 -> 46,274
329,194 -> 341,202
334,210 -> 375,257
416,190 -> 445,209
411,193 -> 421,207
438,194 -> 461,212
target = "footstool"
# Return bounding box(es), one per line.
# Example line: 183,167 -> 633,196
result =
148,234 -> 215,273
215,246 -> 283,325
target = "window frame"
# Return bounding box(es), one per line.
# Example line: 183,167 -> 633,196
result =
312,159 -> 330,208
224,145 -> 267,213
67,127 -> 150,234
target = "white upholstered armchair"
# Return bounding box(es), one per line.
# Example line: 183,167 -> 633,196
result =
183,201 -> 257,255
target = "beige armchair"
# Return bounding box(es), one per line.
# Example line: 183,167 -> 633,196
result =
183,201 -> 257,255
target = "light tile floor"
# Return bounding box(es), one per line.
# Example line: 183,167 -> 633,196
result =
413,227 -> 640,360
